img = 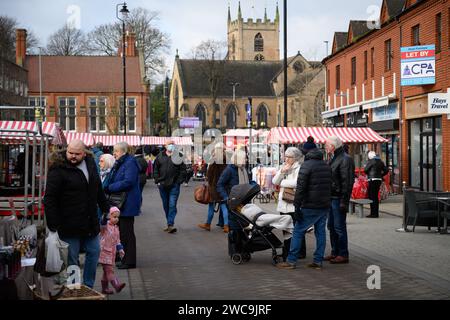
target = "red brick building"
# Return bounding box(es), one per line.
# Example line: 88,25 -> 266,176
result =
323,0 -> 450,192
15,29 -> 150,135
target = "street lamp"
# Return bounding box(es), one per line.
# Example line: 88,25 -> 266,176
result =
229,81 -> 240,102
117,2 -> 129,134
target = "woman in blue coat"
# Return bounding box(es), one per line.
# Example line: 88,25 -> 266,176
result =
104,142 -> 142,269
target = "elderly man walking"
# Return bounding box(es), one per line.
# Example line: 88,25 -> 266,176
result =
44,140 -> 110,288
324,136 -> 355,264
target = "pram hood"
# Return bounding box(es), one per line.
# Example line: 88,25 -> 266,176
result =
228,183 -> 261,211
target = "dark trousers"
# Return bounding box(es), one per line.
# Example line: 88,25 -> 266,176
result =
282,212 -> 306,261
119,216 -> 136,266
368,180 -> 382,217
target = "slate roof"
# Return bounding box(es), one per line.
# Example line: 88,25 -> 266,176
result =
26,55 -> 145,93
282,68 -> 322,96
334,32 -> 348,51
349,21 -> 373,41
176,59 -> 282,97
385,0 -> 406,18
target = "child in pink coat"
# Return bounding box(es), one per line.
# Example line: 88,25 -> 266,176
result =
99,207 -> 126,294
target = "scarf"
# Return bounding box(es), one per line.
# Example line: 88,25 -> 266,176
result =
237,166 -> 249,185
100,168 -> 111,183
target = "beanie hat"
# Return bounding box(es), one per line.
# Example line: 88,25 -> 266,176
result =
109,206 -> 120,214
368,151 -> 376,160
302,136 -> 317,155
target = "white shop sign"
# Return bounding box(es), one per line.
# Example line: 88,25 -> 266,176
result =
372,103 -> 399,122
428,93 -> 450,114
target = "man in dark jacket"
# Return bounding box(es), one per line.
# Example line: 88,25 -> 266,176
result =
324,136 -> 355,264
364,151 -> 389,218
153,140 -> 187,233
134,147 -> 148,194
276,145 -> 331,270
44,140 -> 110,288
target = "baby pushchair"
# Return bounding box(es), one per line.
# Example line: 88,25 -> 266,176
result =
227,184 -> 284,265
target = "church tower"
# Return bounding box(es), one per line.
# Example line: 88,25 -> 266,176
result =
227,2 -> 280,61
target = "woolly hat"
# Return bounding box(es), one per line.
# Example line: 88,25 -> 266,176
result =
109,206 -> 120,214
368,151 -> 377,160
302,136 -> 317,155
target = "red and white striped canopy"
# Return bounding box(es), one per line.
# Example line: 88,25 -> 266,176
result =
42,122 -> 66,145
94,135 -> 141,147
141,136 -> 193,146
266,127 -> 388,144
0,121 -> 39,144
64,132 -> 95,146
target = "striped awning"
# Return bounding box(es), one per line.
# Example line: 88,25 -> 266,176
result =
0,121 -> 39,144
141,136 -> 193,146
265,127 -> 388,144
64,132 -> 95,146
41,122 -> 66,145
94,135 -> 141,147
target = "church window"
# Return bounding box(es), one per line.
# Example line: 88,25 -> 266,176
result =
194,103 -> 207,128
293,61 -> 305,73
257,104 -> 268,128
255,54 -> 265,61
254,33 -> 264,52
226,104 -> 237,129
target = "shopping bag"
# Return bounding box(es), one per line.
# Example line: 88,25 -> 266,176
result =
194,184 -> 211,204
352,176 -> 368,199
45,231 -> 69,273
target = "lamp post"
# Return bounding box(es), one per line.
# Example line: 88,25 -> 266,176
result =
117,3 -> 129,134
283,0 -> 288,127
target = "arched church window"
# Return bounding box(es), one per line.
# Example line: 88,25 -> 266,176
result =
174,84 -> 179,118
254,33 -> 264,52
255,54 -> 265,61
293,61 -> 305,74
257,104 -> 268,129
194,103 -> 207,128
226,104 -> 237,129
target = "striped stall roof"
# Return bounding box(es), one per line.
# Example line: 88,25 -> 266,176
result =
141,136 -> 193,146
265,127 -> 388,144
41,122 -> 66,145
0,121 -> 39,144
94,135 -> 141,146
64,132 -> 95,146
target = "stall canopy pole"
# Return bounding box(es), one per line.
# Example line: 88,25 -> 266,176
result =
31,134 -> 36,225
24,132 -> 29,224
38,136 -> 44,224
43,138 -> 49,228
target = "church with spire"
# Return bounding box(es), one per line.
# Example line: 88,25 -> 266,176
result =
168,2 -> 325,133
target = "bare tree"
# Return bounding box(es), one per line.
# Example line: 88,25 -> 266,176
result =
87,8 -> 170,78
190,40 -> 227,128
45,24 -> 88,55
0,15 -> 39,61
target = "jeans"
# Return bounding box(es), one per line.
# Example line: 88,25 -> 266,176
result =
328,199 -> 349,257
287,208 -> 328,265
158,184 -> 181,226
207,202 -> 229,226
61,235 -> 100,288
368,180 -> 382,217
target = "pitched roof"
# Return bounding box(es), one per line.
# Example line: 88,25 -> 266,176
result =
282,68 -> 322,96
385,0 -> 406,18
177,59 -> 282,97
348,21 -> 373,42
334,32 -> 348,52
25,55 -> 146,93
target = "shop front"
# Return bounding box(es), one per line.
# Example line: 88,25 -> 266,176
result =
368,102 -> 400,193
342,107 -> 368,169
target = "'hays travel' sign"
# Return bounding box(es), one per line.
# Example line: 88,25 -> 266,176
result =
428,93 -> 449,114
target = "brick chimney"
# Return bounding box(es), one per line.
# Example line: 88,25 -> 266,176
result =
16,29 -> 27,67
118,31 -> 137,57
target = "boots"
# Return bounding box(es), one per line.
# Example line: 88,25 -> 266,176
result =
101,280 -> 114,294
198,223 -> 211,231
223,225 -> 229,233
110,278 -> 126,293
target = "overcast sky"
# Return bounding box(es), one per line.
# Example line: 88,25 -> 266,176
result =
1,0 -> 383,81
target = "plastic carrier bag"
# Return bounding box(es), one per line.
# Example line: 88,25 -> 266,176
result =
45,231 -> 69,273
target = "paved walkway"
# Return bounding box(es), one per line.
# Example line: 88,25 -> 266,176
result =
93,182 -> 450,300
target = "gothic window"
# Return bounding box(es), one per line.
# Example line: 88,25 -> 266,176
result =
255,54 -> 265,61
231,35 -> 236,54
180,103 -> 189,117
254,33 -> 264,52
226,104 -> 237,129
174,83 -> 179,118
293,61 -> 305,74
213,104 -> 220,127
194,103 -> 207,128
257,104 -> 268,129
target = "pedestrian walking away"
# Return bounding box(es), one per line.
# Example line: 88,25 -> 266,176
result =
276,141 -> 331,270
153,140 -> 187,234
43,139 -> 110,288
364,151 -> 389,218
324,136 -> 355,264
99,207 -> 126,294
105,142 -> 142,269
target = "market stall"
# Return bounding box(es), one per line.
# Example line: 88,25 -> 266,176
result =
93,135 -> 141,147
141,136 -> 193,146
64,132 -> 94,147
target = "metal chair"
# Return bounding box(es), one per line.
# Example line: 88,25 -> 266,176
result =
404,189 -> 439,232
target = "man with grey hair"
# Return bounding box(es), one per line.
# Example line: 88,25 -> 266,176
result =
324,136 -> 355,264
44,139 -> 110,287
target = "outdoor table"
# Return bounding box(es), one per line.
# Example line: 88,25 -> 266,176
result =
435,197 -> 450,234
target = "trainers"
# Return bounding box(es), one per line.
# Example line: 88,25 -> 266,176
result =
330,256 -> 349,264
276,262 -> 296,269
307,262 -> 322,270
163,226 -> 170,232
167,226 -> 177,234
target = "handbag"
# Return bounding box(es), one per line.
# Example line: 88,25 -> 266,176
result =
107,192 -> 127,209
282,187 -> 296,204
194,184 -> 211,205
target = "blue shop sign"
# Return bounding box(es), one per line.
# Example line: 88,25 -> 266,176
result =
372,103 -> 399,122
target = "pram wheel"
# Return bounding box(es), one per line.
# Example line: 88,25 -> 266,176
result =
231,253 -> 243,265
272,255 -> 283,265
242,252 -> 251,262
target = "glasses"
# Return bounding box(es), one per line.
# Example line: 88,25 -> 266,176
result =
285,156 -> 294,159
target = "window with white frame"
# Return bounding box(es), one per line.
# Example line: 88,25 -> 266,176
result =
89,97 -> 107,132
59,97 -> 77,131
119,97 -> 136,132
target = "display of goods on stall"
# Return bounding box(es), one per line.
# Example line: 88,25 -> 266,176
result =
0,247 -> 22,280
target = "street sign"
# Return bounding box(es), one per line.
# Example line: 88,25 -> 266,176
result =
401,45 -> 435,86
428,93 -> 450,114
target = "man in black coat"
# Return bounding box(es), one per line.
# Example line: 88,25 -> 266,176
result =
364,151 -> 389,218
44,140 -> 110,288
324,136 -> 355,264
276,144 -> 332,270
134,147 -> 149,194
